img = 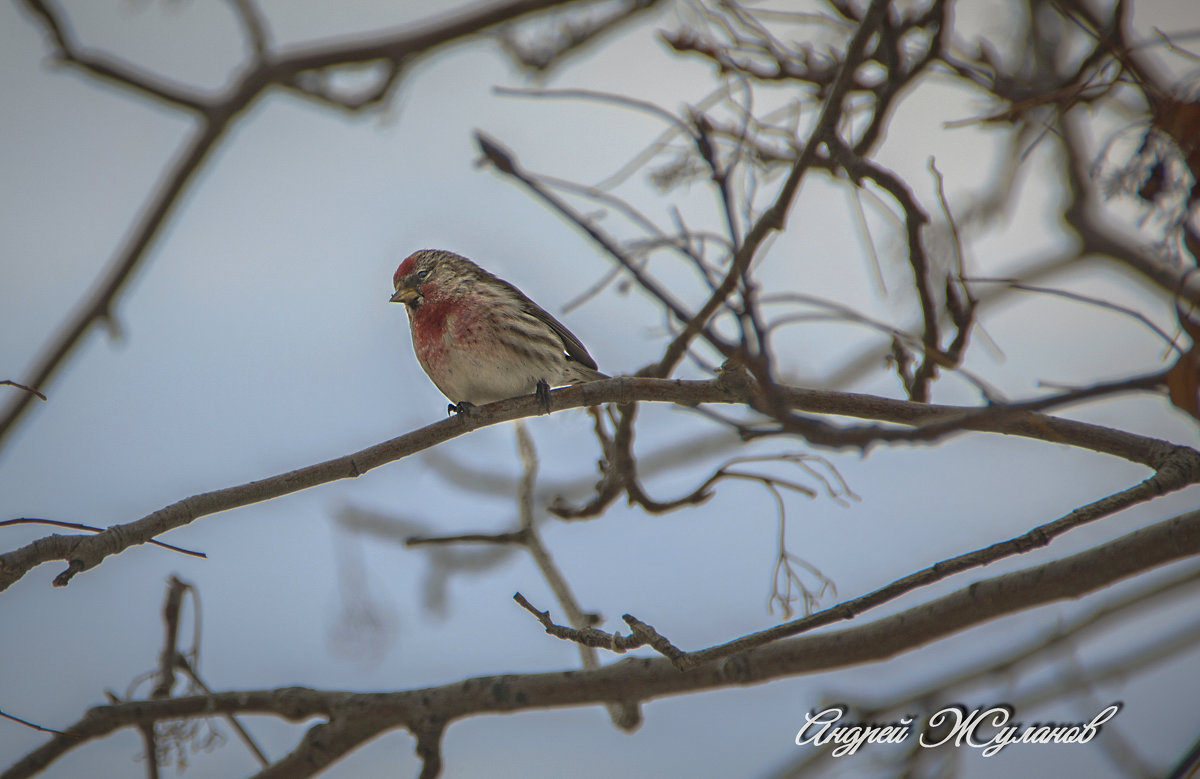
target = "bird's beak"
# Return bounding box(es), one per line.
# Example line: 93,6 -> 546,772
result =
390,286 -> 419,305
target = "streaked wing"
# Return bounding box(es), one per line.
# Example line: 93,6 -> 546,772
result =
525,302 -> 597,369
483,268 -> 600,370
516,295 -> 598,369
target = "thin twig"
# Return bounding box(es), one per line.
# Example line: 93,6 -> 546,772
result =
0,709 -> 76,738
0,518 -> 205,559
0,381 -> 46,401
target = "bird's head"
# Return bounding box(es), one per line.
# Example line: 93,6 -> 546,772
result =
390,249 -> 476,308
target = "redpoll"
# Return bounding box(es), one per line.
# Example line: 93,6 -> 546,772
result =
390,249 -> 608,413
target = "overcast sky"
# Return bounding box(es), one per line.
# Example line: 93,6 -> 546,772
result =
2,1 -> 1199,777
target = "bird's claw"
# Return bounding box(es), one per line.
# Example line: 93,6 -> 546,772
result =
448,401 -> 475,417
535,379 -> 551,415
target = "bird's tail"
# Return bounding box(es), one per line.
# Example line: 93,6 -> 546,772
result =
567,365 -> 609,384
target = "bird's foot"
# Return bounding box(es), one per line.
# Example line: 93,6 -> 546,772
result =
448,401 -> 476,417
535,379 -> 551,415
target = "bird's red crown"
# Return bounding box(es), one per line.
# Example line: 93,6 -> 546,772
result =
393,254 -> 421,290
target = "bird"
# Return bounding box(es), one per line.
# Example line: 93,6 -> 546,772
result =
390,249 -> 608,414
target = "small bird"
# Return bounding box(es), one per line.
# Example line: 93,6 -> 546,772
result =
390,249 -> 608,414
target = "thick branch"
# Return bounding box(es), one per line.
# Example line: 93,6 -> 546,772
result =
1,376 -> 1190,592
9,507 -> 1200,778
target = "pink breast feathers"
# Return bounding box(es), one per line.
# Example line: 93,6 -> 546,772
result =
411,297 -> 454,370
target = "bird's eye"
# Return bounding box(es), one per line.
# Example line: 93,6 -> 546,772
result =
415,269 -> 430,281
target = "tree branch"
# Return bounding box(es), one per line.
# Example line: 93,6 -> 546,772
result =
2,375 -> 1190,592
8,506 -> 1199,778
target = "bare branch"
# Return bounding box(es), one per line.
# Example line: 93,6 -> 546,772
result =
0,381 -> 46,401
0,710 -> 75,739
227,0 -> 270,60
405,530 -> 528,547
15,0 -> 211,111
0,518 -> 205,559
499,0 -> 662,70
670,474 -> 1189,670
9,507 -> 1200,778
2,374 -> 1188,592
